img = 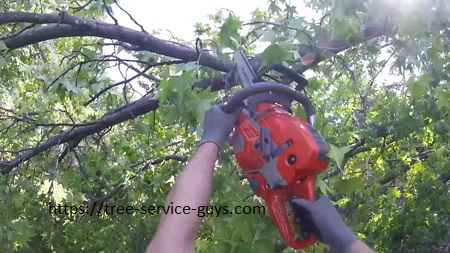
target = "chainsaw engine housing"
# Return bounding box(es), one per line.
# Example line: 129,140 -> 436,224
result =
231,102 -> 329,249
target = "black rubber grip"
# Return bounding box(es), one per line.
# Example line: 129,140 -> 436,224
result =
221,82 -> 315,120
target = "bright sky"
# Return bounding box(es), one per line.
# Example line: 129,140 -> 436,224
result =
112,0 -> 313,42
116,0 -> 266,40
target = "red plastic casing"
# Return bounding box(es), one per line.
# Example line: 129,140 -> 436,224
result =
232,103 -> 329,249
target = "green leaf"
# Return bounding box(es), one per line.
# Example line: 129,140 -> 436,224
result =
437,88 -> 450,111
317,177 -> 332,195
194,98 -> 213,125
333,177 -> 364,195
428,36 -> 445,71
327,144 -> 353,171
159,72 -> 214,126
252,239 -> 274,253
10,219 -> 35,246
175,62 -> 198,72
408,74 -> 433,99
61,79 -> 82,95
218,14 -> 241,49
0,41 -> 7,67
261,44 -> 290,66
0,41 -> 8,52
330,15 -> 360,41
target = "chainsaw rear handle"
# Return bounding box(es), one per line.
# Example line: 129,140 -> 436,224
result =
264,175 -> 318,249
221,82 -> 316,125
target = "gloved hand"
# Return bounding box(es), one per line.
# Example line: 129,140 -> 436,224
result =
198,105 -> 239,149
291,196 -> 357,253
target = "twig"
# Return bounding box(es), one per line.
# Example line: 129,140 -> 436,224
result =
113,0 -> 147,33
85,59 -> 188,105
335,55 -> 357,85
84,65 -> 152,105
103,0 -> 118,25
243,21 -> 313,43
70,0 -> 95,12
368,51 -> 395,87
88,154 -> 187,204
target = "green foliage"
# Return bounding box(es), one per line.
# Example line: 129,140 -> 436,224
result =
218,14 -> 242,50
261,43 -> 292,66
327,144 -> 353,171
159,71 -> 215,127
1,0 -> 450,253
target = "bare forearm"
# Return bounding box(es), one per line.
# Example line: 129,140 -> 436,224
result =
147,143 -> 218,252
148,105 -> 238,253
159,143 -> 218,237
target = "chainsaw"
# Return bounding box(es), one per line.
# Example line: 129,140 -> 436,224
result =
220,50 -> 330,249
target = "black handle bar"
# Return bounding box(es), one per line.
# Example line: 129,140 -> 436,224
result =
221,82 -> 316,125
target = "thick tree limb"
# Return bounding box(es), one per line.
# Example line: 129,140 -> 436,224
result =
0,12 -> 231,72
0,96 -> 159,174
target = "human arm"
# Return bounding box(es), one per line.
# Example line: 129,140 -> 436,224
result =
146,143 -> 218,253
146,106 -> 238,253
291,196 -> 374,253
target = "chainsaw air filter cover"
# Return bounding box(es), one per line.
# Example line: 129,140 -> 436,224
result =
232,103 -> 329,188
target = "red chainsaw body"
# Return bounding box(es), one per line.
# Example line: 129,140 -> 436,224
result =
232,102 -> 329,249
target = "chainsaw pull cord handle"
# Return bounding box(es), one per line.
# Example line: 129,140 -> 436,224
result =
221,82 -> 316,125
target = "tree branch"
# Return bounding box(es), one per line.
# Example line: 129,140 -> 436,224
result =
297,21 -> 389,72
70,0 -> 95,12
0,12 -> 391,91
0,12 -> 231,72
0,96 -> 159,174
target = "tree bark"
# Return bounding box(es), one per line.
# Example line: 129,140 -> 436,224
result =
0,12 -> 232,72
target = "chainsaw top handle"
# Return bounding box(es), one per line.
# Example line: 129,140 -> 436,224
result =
221,82 -> 316,125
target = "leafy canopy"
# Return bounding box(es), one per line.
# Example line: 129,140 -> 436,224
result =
0,0 -> 449,253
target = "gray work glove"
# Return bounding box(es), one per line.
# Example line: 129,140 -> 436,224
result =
291,196 -> 357,253
198,105 -> 239,149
